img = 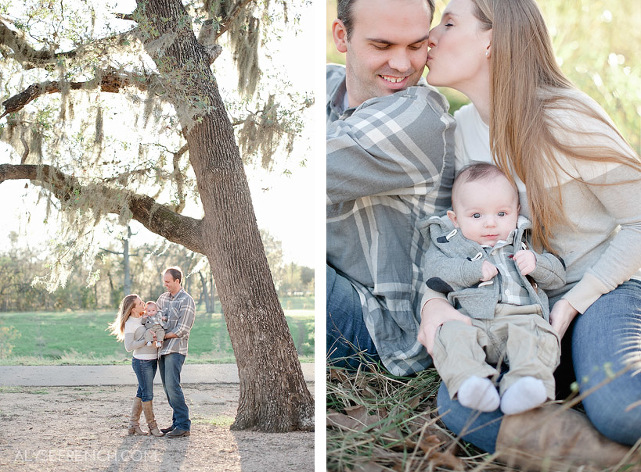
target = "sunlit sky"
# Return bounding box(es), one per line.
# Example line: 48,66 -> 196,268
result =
0,2 -> 324,268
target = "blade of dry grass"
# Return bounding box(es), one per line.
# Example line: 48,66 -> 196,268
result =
326,356 -> 508,471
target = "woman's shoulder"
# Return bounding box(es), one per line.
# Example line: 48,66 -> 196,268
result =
543,87 -> 612,128
453,103 -> 487,140
453,103 -> 481,126
124,317 -> 142,333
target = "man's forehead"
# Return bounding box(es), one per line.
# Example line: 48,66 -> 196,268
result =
351,0 -> 432,36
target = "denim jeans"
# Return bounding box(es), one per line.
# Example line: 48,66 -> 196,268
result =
437,279 -> 641,452
159,353 -> 190,431
132,357 -> 157,402
326,264 -> 380,368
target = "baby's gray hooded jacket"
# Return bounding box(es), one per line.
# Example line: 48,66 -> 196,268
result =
420,215 -> 566,321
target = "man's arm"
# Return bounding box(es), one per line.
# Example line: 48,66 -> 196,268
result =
167,296 -> 196,339
327,86 -> 454,204
417,298 -> 472,355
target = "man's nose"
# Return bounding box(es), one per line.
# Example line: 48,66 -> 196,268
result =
388,49 -> 412,73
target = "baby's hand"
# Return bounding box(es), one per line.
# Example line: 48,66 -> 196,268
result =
513,250 -> 536,275
480,261 -> 498,282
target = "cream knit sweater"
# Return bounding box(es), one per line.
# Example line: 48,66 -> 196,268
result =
453,91 -> 641,313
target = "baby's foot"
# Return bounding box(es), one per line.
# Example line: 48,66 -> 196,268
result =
500,376 -> 547,415
156,341 -> 162,347
458,376 -> 500,412
146,341 -> 152,346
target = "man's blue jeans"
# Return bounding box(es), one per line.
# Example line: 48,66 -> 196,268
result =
437,280 -> 641,451
326,264 -> 379,368
159,352 -> 190,431
132,357 -> 157,402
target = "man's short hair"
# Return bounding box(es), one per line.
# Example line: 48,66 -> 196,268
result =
164,266 -> 183,284
338,0 -> 436,41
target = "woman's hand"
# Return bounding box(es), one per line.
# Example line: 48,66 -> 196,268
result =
418,298 -> 472,355
549,298 -> 579,339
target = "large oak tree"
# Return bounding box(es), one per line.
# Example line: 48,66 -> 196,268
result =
0,0 -> 314,432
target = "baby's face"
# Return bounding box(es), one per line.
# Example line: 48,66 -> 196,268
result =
145,304 -> 158,316
448,175 -> 519,247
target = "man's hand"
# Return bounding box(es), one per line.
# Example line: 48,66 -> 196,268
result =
481,261 -> 498,282
550,298 -> 579,339
164,332 -> 178,339
513,249 -> 536,276
418,298 -> 472,355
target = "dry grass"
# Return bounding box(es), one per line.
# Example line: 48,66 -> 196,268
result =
326,357 -> 641,472
326,358 -> 504,472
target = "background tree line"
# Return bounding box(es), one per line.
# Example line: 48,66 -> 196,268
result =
0,229 -> 314,313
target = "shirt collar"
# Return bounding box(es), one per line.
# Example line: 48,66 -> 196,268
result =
482,228 -> 518,252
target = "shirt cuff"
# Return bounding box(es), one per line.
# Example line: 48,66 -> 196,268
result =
420,288 -> 448,315
562,272 -> 610,314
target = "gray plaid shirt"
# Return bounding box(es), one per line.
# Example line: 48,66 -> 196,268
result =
327,64 -> 456,375
484,236 -> 530,306
156,288 -> 195,357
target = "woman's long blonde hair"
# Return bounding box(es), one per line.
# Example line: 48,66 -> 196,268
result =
109,294 -> 140,341
472,0 -> 641,251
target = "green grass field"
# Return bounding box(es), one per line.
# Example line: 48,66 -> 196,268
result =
0,304 -> 314,365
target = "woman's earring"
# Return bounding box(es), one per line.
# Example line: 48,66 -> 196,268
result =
485,50 -> 490,57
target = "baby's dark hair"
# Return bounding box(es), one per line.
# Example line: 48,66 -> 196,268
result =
453,163 -> 517,200
456,162 -> 508,183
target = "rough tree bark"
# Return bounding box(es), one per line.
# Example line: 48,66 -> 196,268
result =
135,0 -> 314,431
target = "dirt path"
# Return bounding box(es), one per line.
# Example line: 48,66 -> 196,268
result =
0,383 -> 315,471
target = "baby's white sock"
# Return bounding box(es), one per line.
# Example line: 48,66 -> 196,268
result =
500,376 -> 547,415
457,376 -> 500,412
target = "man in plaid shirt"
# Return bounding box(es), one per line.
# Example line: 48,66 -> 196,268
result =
327,0 -> 456,376
156,266 -> 195,437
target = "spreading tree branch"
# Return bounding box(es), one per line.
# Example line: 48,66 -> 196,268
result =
0,20 -> 75,68
0,69 -> 154,119
214,0 -> 256,39
0,163 -> 205,254
0,0 -> 250,120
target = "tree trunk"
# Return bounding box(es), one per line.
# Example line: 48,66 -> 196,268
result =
198,270 -> 213,313
210,273 -> 217,313
123,225 -> 132,296
138,0 -> 314,432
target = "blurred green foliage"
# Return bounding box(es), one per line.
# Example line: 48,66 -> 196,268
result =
326,0 -> 641,154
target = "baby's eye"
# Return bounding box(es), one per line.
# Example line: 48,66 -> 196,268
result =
472,213 -> 481,219
498,211 -> 506,217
